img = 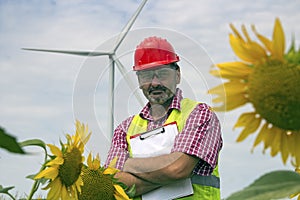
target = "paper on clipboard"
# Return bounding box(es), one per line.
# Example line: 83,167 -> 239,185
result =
129,122 -> 193,199
130,122 -> 178,158
142,178 -> 193,200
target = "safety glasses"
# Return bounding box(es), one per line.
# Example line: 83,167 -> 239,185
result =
137,67 -> 176,83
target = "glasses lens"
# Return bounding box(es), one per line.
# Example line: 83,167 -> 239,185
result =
138,68 -> 174,82
138,71 -> 154,82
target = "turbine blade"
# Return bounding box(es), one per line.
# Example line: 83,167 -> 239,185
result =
113,0 -> 148,52
22,48 -> 112,56
113,56 -> 144,107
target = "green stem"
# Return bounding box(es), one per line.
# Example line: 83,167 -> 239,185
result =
4,192 -> 16,200
26,179 -> 41,200
26,145 -> 48,200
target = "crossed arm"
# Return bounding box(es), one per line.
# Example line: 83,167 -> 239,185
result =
115,152 -> 199,196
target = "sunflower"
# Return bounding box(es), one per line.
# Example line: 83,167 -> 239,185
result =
78,153 -> 132,200
34,120 -> 91,200
208,18 -> 300,167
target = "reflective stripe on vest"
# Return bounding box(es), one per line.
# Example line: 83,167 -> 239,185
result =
126,98 -> 220,199
191,174 -> 220,189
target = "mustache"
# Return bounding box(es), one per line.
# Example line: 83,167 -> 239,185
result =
148,85 -> 168,93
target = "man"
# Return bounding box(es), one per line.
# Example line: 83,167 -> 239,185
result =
105,36 -> 222,199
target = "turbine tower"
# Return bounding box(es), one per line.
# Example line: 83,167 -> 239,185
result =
23,0 -> 148,137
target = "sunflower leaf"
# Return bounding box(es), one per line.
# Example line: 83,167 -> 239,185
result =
0,127 -> 26,154
26,174 -> 48,185
225,170 -> 300,200
19,139 -> 48,163
126,184 -> 136,198
0,185 -> 15,193
19,139 -> 46,152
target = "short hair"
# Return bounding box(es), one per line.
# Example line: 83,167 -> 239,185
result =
170,62 -> 180,70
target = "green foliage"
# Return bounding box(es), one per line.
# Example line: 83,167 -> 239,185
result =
19,139 -> 46,151
0,128 -> 48,200
0,185 -> 15,200
225,170 -> 300,200
126,184 -> 136,198
0,185 -> 14,194
19,139 -> 47,161
0,127 -> 25,154
285,37 -> 300,64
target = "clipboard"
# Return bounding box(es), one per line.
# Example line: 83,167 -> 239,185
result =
129,122 -> 178,158
129,122 -> 194,199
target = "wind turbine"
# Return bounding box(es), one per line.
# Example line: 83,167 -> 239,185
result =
23,0 -> 147,137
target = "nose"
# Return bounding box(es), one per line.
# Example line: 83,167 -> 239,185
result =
150,74 -> 161,87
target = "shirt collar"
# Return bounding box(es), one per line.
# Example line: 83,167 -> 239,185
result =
139,88 -> 183,120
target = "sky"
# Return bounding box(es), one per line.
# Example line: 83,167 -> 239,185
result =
0,0 -> 300,199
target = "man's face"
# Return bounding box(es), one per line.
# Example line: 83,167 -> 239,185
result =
137,64 -> 180,105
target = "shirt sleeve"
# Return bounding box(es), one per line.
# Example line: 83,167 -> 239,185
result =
171,103 -> 223,176
104,116 -> 133,170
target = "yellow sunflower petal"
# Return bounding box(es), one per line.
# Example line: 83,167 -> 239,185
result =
61,185 -> 71,200
66,134 -> 72,144
75,175 -> 83,193
210,69 -> 250,80
230,23 -> 245,42
270,126 -> 282,156
81,132 -> 92,146
287,131 -> 297,158
209,80 -> 247,96
247,41 -> 268,62
280,132 -> 290,164
217,93 -> 248,111
94,153 -> 101,169
77,143 -> 84,153
104,167 -> 119,175
46,156 -> 64,166
241,25 -> 252,42
229,34 -> 254,63
209,81 -> 248,109
47,178 -> 62,200
235,112 -> 261,142
87,152 -> 101,170
208,84 -> 226,97
263,125 -> 276,150
87,152 -> 92,168
229,34 -> 267,63
211,95 -> 246,111
253,122 -> 269,148
223,80 -> 247,94
251,24 -> 273,53
113,184 -> 130,200
272,18 -> 285,61
35,166 -> 58,180
67,185 -> 78,200
294,132 -> 300,166
214,61 -> 252,77
75,120 -> 91,145
47,144 -> 62,157
108,156 -> 118,168
240,24 -> 268,61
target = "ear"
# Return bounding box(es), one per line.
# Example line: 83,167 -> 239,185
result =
176,69 -> 181,84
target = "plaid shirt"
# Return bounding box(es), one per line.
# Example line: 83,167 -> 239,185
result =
105,88 -> 222,176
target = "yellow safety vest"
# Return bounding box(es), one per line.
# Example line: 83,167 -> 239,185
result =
126,98 -> 221,200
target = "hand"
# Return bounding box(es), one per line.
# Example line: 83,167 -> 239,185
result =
115,171 -> 161,196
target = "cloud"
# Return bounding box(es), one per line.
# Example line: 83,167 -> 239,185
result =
1,0 -> 299,198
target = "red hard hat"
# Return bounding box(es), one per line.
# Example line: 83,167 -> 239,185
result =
133,36 -> 180,71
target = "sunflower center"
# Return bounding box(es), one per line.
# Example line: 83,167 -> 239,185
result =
78,167 -> 115,200
248,60 -> 300,130
59,148 -> 83,187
